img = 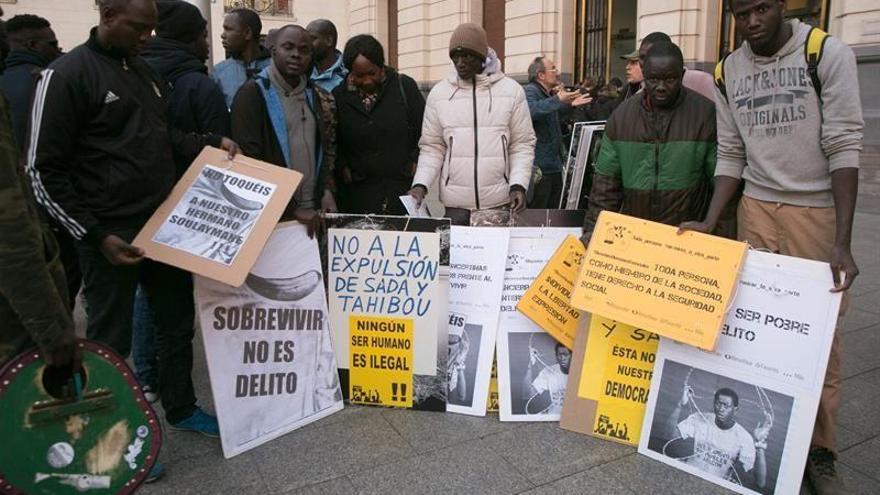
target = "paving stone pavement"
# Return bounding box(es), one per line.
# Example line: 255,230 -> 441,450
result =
88,203 -> 878,495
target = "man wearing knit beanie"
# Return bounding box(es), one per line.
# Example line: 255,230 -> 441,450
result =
138,0 -> 229,419
409,22 -> 536,221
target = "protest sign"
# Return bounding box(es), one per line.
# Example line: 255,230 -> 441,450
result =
517,235 -> 585,349
571,211 -> 747,350
194,223 -> 343,458
639,250 -> 841,495
134,147 -> 300,287
446,227 -> 510,416
497,226 -> 581,421
562,316 -> 658,445
327,215 -> 450,411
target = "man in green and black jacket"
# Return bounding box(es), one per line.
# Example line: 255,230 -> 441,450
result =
581,41 -> 716,243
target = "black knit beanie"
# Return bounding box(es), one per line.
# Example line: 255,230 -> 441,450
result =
156,0 -> 207,43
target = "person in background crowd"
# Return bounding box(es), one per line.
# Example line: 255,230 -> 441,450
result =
334,34 -> 425,215
408,23 -> 535,224
680,2 -> 863,492
609,76 -> 623,91
619,49 -> 642,102
638,31 -> 716,100
28,0 -> 239,446
136,0 -> 231,405
307,19 -> 347,93
581,42 -> 717,243
231,24 -> 337,237
0,14 -> 61,150
525,56 -> 591,209
0,14 -> 77,313
213,7 -> 270,108
265,28 -> 279,50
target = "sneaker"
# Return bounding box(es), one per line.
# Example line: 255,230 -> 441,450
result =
806,447 -> 846,495
142,385 -> 159,404
145,462 -> 165,483
168,408 -> 220,438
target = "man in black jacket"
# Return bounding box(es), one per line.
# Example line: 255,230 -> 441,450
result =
143,0 -> 230,174
27,0 -> 237,437
0,14 -> 61,150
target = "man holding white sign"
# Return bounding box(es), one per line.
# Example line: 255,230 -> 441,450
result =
26,0 -> 239,438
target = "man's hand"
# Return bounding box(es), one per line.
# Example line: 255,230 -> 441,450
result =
219,137 -> 240,160
680,385 -> 693,407
571,95 -> 593,107
294,208 -> 325,239
99,235 -> 144,266
529,347 -> 539,366
830,244 -> 858,292
321,190 -> 338,214
509,189 -> 526,214
677,220 -> 714,235
556,89 -> 579,105
408,185 -> 427,207
753,410 -> 772,447
42,329 -> 82,371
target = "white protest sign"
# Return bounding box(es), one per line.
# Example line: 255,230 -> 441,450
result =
496,227 -> 581,421
638,250 -> 841,495
195,223 -> 343,458
446,226 -> 510,416
327,215 -> 449,410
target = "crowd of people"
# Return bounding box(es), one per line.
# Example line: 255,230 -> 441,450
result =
0,0 -> 863,493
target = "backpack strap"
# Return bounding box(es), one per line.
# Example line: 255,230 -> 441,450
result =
714,54 -> 731,102
804,26 -> 829,103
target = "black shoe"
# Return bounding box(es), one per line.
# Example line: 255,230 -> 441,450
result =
805,447 -> 845,495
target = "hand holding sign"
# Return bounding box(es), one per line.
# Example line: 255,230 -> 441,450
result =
100,235 -> 145,266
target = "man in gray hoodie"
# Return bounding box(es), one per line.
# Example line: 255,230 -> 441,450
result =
681,1 -> 863,493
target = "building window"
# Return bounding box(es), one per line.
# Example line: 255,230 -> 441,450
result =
224,0 -> 294,18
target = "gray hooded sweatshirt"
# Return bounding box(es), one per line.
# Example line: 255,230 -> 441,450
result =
714,19 -> 863,207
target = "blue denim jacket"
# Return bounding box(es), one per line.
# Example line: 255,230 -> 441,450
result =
212,55 -> 272,108
525,82 -> 567,174
309,50 -> 348,93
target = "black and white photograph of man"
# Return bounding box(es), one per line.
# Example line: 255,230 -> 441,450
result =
646,360 -> 793,494
508,332 -> 571,416
447,322 -> 481,406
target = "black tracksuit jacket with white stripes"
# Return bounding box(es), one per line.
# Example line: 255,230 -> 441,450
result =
27,29 -> 221,246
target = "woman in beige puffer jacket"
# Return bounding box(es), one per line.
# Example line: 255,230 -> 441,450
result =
412,48 -> 536,211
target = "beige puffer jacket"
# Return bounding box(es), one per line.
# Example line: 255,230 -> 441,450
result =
413,63 -> 536,210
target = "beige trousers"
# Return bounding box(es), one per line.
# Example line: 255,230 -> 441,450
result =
737,196 -> 844,454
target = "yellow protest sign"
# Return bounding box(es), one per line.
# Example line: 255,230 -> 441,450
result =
577,316 -> 658,445
348,315 -> 414,408
517,235 -> 585,349
571,211 -> 747,350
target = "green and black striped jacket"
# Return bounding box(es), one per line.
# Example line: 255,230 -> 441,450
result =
584,87 -> 717,233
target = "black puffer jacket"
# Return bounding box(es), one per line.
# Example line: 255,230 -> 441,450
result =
142,37 -> 230,175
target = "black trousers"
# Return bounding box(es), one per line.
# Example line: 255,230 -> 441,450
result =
529,172 -> 564,209
77,230 -> 197,423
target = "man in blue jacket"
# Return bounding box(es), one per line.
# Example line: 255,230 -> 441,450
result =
525,56 -> 590,208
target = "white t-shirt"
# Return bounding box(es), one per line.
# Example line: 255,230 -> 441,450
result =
531,364 -> 568,414
677,413 -> 756,476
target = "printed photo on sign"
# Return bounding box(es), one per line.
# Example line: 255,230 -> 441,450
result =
154,165 -> 275,265
496,226 -> 581,422
507,332 -> 572,416
327,214 -> 451,411
644,360 -> 792,495
638,251 -> 841,495
447,319 -> 482,407
195,223 -> 343,458
446,226 -> 509,416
